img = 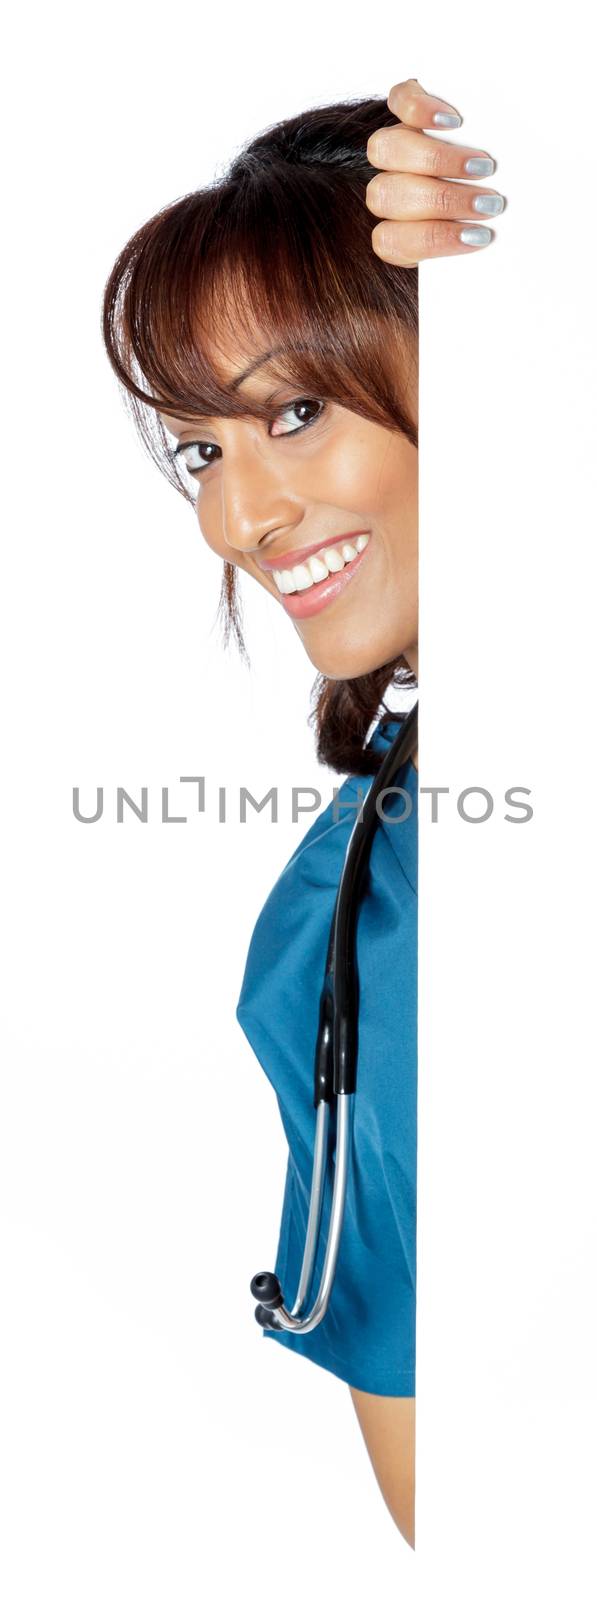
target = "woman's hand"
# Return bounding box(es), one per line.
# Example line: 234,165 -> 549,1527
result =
366,78 -> 505,266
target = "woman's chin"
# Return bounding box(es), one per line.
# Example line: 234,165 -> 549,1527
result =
296,634 -> 413,681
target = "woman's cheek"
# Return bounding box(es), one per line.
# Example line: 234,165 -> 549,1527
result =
309,421 -> 414,522
195,483 -> 226,561
304,426 -> 386,516
373,439 -> 418,552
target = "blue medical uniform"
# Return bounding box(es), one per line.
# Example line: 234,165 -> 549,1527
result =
236,714 -> 418,1397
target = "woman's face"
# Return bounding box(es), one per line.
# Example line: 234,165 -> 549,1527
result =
161,334 -> 418,681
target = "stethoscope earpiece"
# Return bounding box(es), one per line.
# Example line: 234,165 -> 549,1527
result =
251,1273 -> 284,1328
250,1271 -> 283,1310
254,1304 -> 281,1329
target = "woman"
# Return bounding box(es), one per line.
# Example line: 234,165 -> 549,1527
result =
101,77 -> 504,1546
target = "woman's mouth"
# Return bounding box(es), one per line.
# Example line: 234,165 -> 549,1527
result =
269,533 -> 371,619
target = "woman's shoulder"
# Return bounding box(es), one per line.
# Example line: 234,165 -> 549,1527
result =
262,712 -> 417,910
236,710 -> 417,1088
292,712 -> 417,884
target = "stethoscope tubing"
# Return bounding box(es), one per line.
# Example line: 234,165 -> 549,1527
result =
250,698 -> 419,1335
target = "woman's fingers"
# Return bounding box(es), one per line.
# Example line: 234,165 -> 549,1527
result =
366,171 -> 505,224
386,77 -> 464,131
367,125 -> 496,181
371,220 -> 495,268
366,79 -> 506,265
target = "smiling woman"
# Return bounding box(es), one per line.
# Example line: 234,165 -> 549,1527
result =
102,96 -> 419,774
101,80 -> 502,1549
163,368 -> 418,688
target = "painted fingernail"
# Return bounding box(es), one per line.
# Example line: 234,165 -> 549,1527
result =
433,111 -> 462,128
464,156 -> 495,176
459,226 -> 493,247
473,193 -> 504,216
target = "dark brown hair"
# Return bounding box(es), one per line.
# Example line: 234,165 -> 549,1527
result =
102,97 -> 418,775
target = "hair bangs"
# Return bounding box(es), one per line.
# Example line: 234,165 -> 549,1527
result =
102,138 -> 418,504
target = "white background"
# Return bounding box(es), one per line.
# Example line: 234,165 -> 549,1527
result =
1,5 -> 596,1596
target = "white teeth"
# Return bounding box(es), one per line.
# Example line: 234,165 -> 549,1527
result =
292,563 -> 313,591
322,545 -> 345,573
273,569 -> 297,594
307,555 -> 329,583
281,570 -> 297,594
272,534 -> 370,595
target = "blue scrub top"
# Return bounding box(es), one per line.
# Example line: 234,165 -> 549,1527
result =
236,714 -> 418,1398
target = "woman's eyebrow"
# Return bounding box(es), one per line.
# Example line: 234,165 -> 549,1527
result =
167,347 -> 300,451
229,347 -> 284,390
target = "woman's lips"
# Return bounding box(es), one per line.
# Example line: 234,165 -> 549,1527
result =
274,537 -> 371,619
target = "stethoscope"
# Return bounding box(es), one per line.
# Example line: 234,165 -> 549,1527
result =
250,697 -> 419,1336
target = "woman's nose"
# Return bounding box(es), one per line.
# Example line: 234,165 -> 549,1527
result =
220,452 -> 304,553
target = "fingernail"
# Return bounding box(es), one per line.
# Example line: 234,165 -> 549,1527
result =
459,226 -> 493,247
433,111 -> 462,128
472,193 -> 504,215
464,156 -> 495,176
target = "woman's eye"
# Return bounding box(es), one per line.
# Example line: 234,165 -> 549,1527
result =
175,440 -> 221,475
173,400 -> 323,474
270,399 -> 324,437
